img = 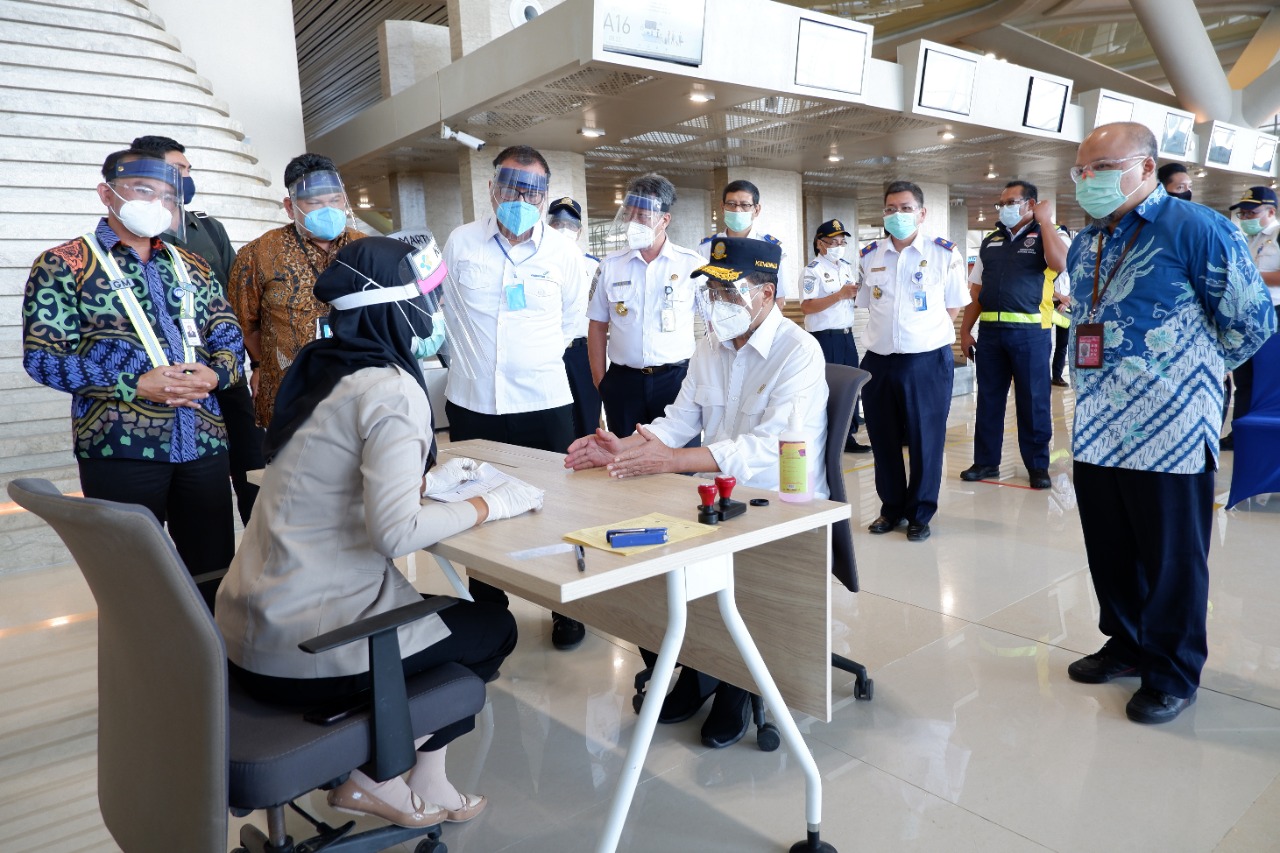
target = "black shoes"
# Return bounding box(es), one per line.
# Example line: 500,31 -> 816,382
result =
658,667 -> 715,724
906,522 -> 931,542
551,613 -> 585,650
1050,377 -> 1069,388
844,437 -> 872,454
1067,647 -> 1139,684
868,515 -> 904,535
1029,469 -> 1052,490
700,684 -> 751,749
1220,433 -> 1234,450
960,464 -> 1000,482
1126,687 -> 1196,724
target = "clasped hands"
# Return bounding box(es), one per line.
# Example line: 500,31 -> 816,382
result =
564,425 -> 674,479
136,363 -> 219,408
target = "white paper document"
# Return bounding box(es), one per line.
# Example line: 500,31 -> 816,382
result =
426,462 -> 528,503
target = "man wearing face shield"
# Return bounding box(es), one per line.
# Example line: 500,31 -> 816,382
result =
588,174 -> 705,441
441,145 -> 588,649
228,153 -> 364,428
22,148 -> 244,578
546,196 -> 603,439
565,238 -> 828,748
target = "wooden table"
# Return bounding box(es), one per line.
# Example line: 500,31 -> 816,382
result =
426,440 -> 849,853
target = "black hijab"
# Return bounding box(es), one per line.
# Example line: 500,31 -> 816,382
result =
262,236 -> 436,464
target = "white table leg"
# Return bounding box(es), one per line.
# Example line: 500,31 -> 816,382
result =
432,555 -> 474,601
717,581 -> 830,847
596,567 -> 688,853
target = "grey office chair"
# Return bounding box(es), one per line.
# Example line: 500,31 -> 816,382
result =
7,478 -> 486,853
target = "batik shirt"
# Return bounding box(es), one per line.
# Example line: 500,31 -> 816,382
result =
227,224 -> 363,426
22,219 -> 245,463
1066,185 -> 1276,473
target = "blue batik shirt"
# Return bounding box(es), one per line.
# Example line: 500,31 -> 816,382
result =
1066,184 -> 1276,473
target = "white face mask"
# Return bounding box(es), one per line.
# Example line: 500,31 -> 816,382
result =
826,245 -> 845,262
110,187 -> 173,238
707,299 -> 752,341
626,221 -> 656,250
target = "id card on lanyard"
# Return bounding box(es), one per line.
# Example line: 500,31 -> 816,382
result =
494,233 -> 540,312
1077,222 -> 1146,369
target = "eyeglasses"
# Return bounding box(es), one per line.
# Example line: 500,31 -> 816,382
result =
697,281 -> 758,303
494,185 -> 547,205
1069,155 -> 1144,183
821,237 -> 847,246
1237,207 -> 1272,219
882,205 -> 919,216
723,201 -> 758,212
993,199 -> 1027,211
113,181 -> 178,207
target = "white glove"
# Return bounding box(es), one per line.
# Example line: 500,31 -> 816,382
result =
481,479 -> 545,522
423,457 -> 481,496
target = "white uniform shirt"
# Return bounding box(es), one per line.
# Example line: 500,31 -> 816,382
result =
572,253 -> 600,339
644,306 -> 830,498
442,217 -> 586,414
801,253 -> 857,332
587,239 -> 703,368
855,233 -> 970,355
699,226 -> 793,300
1248,221 -> 1280,306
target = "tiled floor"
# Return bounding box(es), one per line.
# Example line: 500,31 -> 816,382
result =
3,386 -> 1280,852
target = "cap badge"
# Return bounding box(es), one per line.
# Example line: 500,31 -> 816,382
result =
711,240 -> 727,260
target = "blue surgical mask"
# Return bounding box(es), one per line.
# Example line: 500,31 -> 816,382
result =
1241,217 -> 1264,237
496,200 -> 542,236
181,176 -> 196,205
1074,160 -> 1143,220
301,206 -> 348,241
412,312 -> 447,359
883,212 -> 918,241
723,210 -> 753,233
997,204 -> 1024,229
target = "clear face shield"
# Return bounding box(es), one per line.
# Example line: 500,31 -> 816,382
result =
289,170 -> 352,242
106,159 -> 185,243
490,166 -> 549,237
547,208 -> 583,240
694,274 -> 765,344
609,193 -> 669,251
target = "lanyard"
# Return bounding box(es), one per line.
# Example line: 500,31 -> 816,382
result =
492,230 -> 542,270
83,233 -> 197,368
1088,220 -> 1146,322
291,224 -> 330,280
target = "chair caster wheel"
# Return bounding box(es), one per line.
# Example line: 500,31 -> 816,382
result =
415,839 -> 447,853
855,676 -> 874,701
632,692 -> 644,714
756,722 -> 780,752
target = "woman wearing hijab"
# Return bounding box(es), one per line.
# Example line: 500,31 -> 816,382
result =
216,236 -> 545,828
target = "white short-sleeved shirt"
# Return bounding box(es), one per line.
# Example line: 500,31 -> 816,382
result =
855,233 -> 970,355
442,217 -> 586,414
587,239 -> 703,368
801,253 -> 857,332
698,227 -> 792,300
571,253 -> 600,339
1248,221 -> 1280,306
643,306 -> 830,498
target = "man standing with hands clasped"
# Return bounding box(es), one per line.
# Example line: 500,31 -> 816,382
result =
1063,122 -> 1274,724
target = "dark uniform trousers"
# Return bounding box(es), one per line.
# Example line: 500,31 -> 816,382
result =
974,324 -> 1052,471
599,362 -> 699,448
1051,323 -> 1069,382
562,337 -> 601,439
860,346 -> 953,525
812,328 -> 863,432
214,382 -> 265,524
445,399 -> 575,607
1073,457 -> 1214,698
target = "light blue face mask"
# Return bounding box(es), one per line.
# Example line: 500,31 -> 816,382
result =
411,311 -> 447,359
1074,160 -> 1143,220
723,210 -> 754,233
883,212 -> 918,241
1240,217 -> 1265,237
302,206 -> 348,241
997,203 -> 1025,229
496,200 -> 542,236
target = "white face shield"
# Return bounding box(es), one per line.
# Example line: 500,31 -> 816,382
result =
608,193 -> 669,251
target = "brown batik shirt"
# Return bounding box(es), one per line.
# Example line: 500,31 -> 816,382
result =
228,224 -> 364,426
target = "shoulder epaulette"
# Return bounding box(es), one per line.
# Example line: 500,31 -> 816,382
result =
859,241 -> 877,257
761,233 -> 781,245
192,210 -> 210,220
805,258 -> 819,269
699,235 -> 714,245
934,236 -> 957,252
585,253 -> 600,263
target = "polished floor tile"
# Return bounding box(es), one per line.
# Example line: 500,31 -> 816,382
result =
4,387 -> 1280,853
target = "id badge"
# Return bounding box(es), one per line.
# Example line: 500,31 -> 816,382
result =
912,289 -> 928,312
315,317 -> 333,339
505,282 -> 526,311
660,308 -> 675,332
1075,322 -> 1104,368
180,318 -> 203,348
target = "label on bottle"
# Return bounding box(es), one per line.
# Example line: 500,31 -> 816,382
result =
779,440 -> 808,494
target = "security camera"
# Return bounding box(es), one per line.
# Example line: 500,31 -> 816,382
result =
441,125 -> 486,151
509,0 -> 543,26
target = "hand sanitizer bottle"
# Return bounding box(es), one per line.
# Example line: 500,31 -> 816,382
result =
778,401 -> 811,503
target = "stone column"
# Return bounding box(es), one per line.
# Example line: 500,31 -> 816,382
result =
389,172 -> 428,232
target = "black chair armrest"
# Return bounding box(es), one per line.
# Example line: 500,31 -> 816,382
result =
297,594 -> 458,782
298,596 -> 457,654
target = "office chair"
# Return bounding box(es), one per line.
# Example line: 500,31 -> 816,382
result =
7,478 -> 486,853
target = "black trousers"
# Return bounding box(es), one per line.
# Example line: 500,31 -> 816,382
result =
860,346 -> 954,525
77,453 -> 234,577
599,362 -> 698,447
562,338 -> 602,440
973,324 -> 1052,471
813,329 -> 862,432
1051,323 -> 1069,381
1073,458 -> 1214,698
214,380 -> 265,524
445,400 -> 574,608
229,601 -> 517,752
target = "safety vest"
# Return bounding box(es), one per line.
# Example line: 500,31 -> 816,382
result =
976,223 -> 1057,327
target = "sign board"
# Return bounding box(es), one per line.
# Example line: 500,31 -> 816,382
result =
600,0 -> 707,67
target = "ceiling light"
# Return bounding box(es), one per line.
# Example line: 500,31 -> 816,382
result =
357,201 -> 373,209
579,127 -> 606,138
1197,169 -> 1208,177
827,153 -> 844,163
939,129 -> 955,141
689,90 -> 715,103
977,210 -> 986,222
986,167 -> 998,179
